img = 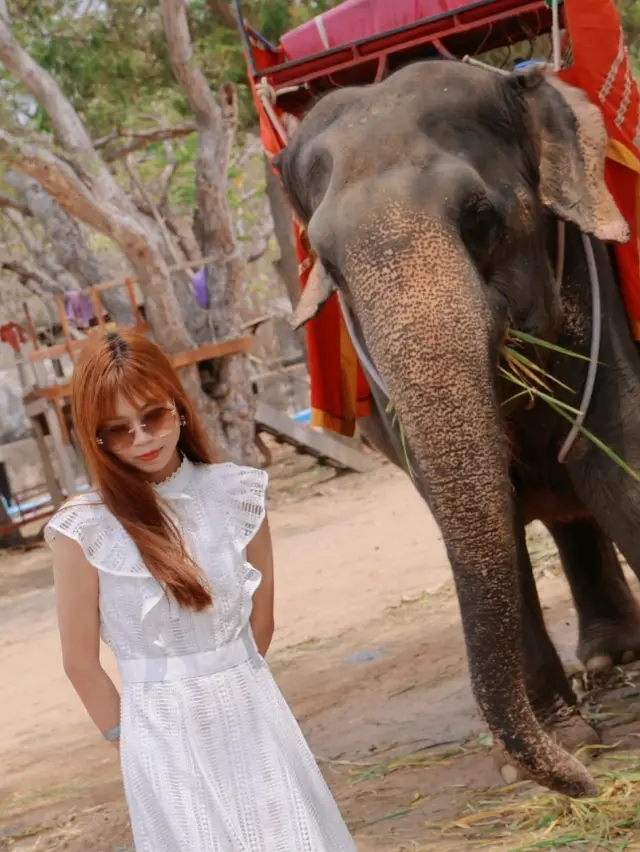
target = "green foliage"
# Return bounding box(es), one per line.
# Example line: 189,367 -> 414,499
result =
616,0 -> 640,73
4,0 -> 342,139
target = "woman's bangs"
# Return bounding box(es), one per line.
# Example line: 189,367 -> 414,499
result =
93,358 -> 172,428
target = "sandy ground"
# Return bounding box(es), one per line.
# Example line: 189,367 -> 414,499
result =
2,448 -> 640,851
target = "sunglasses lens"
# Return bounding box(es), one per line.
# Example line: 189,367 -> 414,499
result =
97,406 -> 176,453
142,406 -> 176,437
98,424 -> 133,453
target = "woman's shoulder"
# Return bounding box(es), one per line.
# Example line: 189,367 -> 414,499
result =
44,492 -> 148,577
45,492 -> 112,551
194,461 -> 268,552
194,460 -> 269,494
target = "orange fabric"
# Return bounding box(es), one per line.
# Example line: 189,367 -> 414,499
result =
245,36 -> 372,435
558,0 -> 640,338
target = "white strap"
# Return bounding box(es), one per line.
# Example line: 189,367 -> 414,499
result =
315,14 -> 330,50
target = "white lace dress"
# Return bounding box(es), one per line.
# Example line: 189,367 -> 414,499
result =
45,458 -> 356,852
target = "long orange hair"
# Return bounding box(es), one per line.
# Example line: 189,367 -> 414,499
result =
71,329 -> 215,610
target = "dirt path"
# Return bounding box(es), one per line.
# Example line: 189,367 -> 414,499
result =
2,456 -> 640,851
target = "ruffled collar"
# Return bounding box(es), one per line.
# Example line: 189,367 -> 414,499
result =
152,455 -> 194,500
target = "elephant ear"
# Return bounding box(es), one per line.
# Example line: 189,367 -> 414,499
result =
291,258 -> 335,329
515,67 -> 629,244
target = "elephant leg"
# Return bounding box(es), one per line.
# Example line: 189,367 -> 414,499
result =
547,518 -> 640,672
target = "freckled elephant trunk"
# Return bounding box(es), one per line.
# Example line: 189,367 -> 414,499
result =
345,214 -> 594,795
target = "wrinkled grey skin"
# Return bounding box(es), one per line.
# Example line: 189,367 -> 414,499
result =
274,60 -> 640,797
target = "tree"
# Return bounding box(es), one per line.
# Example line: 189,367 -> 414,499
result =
0,0 -> 263,461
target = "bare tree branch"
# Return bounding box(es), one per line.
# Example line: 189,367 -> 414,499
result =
0,14 -> 100,168
162,0 -> 255,459
0,15 -> 146,216
205,0 -> 237,29
162,0 -> 223,130
158,139 -> 179,210
0,131 -> 127,236
4,208 -> 42,256
1,258 -> 59,293
245,225 -> 274,263
0,191 -> 31,217
97,123 -> 196,163
124,154 -> 183,267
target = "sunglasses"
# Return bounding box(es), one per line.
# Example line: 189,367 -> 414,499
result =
96,404 -> 179,453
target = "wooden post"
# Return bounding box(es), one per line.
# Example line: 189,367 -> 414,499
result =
125,278 -> 145,330
44,403 -> 76,498
32,416 -> 64,509
23,301 -> 39,350
55,294 -> 75,363
89,287 -> 107,330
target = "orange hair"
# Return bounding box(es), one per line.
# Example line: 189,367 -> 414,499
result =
71,330 -> 215,611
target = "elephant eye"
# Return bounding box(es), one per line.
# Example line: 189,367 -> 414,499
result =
458,192 -> 504,264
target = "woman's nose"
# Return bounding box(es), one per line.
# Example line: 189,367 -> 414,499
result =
131,423 -> 153,446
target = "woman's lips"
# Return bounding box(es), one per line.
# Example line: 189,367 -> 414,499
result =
137,448 -> 161,462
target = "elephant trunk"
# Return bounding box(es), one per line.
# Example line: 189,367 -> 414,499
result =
345,211 -> 595,796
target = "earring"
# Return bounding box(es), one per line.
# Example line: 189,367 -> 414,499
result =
180,415 -> 187,426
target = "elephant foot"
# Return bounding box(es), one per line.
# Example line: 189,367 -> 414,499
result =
494,711 -> 600,787
577,615 -> 640,673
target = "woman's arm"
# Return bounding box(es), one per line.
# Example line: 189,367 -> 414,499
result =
51,533 -> 121,746
247,515 -> 275,656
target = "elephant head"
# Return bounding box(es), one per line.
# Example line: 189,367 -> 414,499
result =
274,60 -> 627,796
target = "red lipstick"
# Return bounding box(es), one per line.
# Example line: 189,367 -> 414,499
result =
137,448 -> 161,462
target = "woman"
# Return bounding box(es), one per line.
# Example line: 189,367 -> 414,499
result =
46,330 -> 356,852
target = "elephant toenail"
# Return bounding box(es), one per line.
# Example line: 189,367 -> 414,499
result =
500,764 -> 521,785
586,654 -> 613,672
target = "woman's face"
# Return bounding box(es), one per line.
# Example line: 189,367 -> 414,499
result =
98,392 -> 182,481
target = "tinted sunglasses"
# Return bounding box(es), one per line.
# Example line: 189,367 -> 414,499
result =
96,404 -> 179,453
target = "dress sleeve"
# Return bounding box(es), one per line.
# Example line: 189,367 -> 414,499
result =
214,463 -> 268,553
44,497 -> 150,578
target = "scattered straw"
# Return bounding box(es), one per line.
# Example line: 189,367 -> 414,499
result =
434,753 -> 640,850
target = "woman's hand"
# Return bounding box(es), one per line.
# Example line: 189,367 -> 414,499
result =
51,533 -> 121,741
247,516 -> 275,656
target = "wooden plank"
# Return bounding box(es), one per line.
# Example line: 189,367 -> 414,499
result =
34,337 -> 253,400
38,383 -> 71,401
90,254 -> 225,295
23,301 -> 39,349
168,337 -> 253,369
125,278 -> 145,329
89,287 -> 106,329
27,324 -> 152,362
32,416 -> 64,508
0,507 -> 56,536
255,401 -> 376,474
55,294 -> 75,362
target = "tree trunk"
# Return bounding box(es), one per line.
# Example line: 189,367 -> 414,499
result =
6,172 -> 134,324
162,0 -> 255,463
0,9 -> 241,457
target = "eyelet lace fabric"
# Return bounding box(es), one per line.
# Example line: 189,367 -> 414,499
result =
45,460 -> 356,852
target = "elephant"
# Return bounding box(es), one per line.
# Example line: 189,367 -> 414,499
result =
273,59 -> 640,798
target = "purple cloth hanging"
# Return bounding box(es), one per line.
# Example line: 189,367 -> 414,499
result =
65,291 -> 94,328
192,268 -> 208,308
